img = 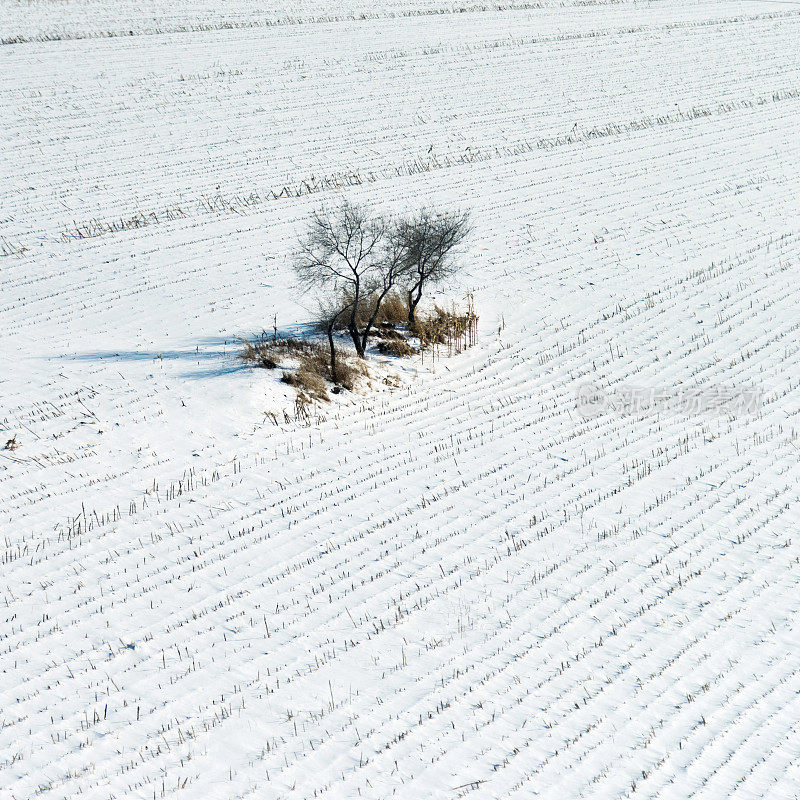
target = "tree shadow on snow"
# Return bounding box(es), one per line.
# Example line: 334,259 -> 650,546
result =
67,326 -> 315,380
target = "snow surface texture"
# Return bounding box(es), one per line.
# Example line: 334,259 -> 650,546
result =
3,1 -> 800,798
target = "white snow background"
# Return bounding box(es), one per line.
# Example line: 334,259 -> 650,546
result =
2,1 -> 800,798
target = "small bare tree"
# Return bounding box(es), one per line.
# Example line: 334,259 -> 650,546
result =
356,230 -> 409,354
394,208 -> 471,327
296,201 -> 411,358
295,202 -> 385,358
314,294 -> 353,385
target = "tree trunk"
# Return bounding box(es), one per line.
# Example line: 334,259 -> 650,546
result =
327,325 -> 338,383
361,291 -> 390,354
347,293 -> 366,359
408,284 -> 423,328
349,323 -> 365,358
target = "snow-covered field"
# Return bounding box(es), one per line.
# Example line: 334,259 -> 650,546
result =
3,0 -> 800,797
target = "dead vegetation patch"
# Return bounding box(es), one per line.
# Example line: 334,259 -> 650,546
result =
412,297 -> 478,357
280,364 -> 329,403
240,335 -> 367,409
239,293 -> 476,417
373,291 -> 408,326
377,337 -> 416,358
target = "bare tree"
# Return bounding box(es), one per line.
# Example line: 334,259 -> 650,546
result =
356,229 -> 409,354
295,202 -> 385,358
296,201 -> 411,358
313,294 -> 353,385
394,209 -> 471,327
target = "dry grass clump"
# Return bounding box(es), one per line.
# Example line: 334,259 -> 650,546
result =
412,299 -> 478,356
239,336 -> 321,369
370,298 -> 479,359
345,290 -> 409,330
280,365 -> 329,403
373,322 -> 404,340
239,338 -> 282,369
371,321 -> 416,358
377,337 -> 416,357
331,354 -> 368,391
241,334 -> 367,406
296,348 -> 367,392
375,291 -> 408,325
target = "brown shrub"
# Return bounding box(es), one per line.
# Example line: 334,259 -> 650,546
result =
341,290 -> 408,331
240,335 -> 326,369
373,324 -> 404,341
412,302 -> 478,356
376,291 -> 408,325
299,348 -> 367,390
377,337 -> 416,358
239,338 -> 281,369
252,334 -> 368,402
280,367 -> 329,402
336,359 -> 367,390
